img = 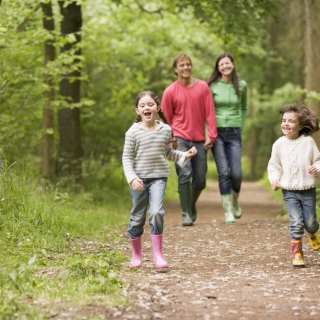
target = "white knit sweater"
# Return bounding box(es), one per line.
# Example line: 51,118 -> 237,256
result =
267,135 -> 320,190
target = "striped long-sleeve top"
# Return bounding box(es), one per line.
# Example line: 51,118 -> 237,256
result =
122,121 -> 187,184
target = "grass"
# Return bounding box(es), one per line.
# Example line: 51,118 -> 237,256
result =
0,158 -> 131,319
0,154 -> 217,318
3,154 -> 319,318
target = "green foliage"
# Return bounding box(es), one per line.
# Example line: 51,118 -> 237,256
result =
1,0 -> 302,182
82,157 -> 129,203
0,158 -> 129,317
3,0 -> 320,317
0,158 -> 70,257
300,88 -> 320,102
81,0 -> 224,162
242,82 -> 303,179
182,0 -> 279,47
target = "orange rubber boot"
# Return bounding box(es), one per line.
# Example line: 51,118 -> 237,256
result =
290,238 -> 305,268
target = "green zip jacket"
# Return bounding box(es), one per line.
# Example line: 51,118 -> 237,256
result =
209,79 -> 247,128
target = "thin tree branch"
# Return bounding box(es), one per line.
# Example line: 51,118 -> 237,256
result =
16,3 -> 41,32
0,76 -> 14,92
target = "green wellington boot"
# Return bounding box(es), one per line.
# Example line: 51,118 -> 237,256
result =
221,194 -> 234,224
231,190 -> 242,219
178,185 -> 193,226
191,188 -> 202,222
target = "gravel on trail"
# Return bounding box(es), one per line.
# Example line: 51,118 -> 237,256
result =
114,181 -> 320,320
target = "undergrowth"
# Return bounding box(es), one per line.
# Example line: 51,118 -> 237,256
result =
0,157 -> 131,319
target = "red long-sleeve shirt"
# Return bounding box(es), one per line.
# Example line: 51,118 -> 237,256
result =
161,79 -> 217,142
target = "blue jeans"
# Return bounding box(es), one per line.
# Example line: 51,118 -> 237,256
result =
212,128 -> 242,195
282,188 -> 319,239
128,178 -> 167,239
175,137 -> 207,189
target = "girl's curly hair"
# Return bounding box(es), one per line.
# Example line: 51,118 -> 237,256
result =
280,103 -> 319,136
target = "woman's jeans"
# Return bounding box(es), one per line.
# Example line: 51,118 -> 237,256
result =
212,128 -> 242,195
175,137 -> 207,189
282,188 -> 319,239
128,177 -> 167,239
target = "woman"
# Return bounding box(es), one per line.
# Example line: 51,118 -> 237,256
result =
208,53 -> 248,224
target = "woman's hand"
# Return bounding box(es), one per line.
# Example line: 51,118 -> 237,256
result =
185,146 -> 197,159
271,180 -> 280,191
130,178 -> 144,191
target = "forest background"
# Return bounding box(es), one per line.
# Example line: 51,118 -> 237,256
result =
1,0 -> 320,318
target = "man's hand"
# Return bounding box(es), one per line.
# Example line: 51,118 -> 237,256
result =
203,137 -> 215,150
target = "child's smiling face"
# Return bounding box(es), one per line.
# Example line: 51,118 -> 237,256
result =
135,95 -> 160,124
281,112 -> 303,139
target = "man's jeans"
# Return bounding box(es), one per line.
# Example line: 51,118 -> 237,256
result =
212,128 -> 242,195
175,137 -> 207,189
128,178 -> 167,239
282,188 -> 319,239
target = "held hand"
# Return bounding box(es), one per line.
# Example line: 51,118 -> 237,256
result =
203,137 -> 215,151
271,180 -> 280,191
185,146 -> 197,159
308,165 -> 318,175
130,178 -> 144,191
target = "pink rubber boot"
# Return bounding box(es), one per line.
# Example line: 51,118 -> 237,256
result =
130,236 -> 142,268
150,234 -> 168,269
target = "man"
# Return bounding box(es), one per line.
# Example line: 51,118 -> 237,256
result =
162,53 -> 217,226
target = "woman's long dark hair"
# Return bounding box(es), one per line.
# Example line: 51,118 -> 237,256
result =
207,53 -> 240,97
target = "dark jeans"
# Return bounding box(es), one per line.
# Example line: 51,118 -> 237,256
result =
212,127 -> 242,195
174,137 -> 207,189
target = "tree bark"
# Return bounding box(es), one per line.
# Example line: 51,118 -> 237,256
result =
41,1 -> 55,179
304,0 -> 320,145
57,1 -> 83,182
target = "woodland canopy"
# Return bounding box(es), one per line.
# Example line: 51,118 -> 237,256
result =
1,0 -> 320,183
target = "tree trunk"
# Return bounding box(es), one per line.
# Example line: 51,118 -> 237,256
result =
41,1 -> 55,179
57,1 -> 83,182
304,0 -> 320,145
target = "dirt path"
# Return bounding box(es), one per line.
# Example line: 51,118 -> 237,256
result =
115,181 -> 320,320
